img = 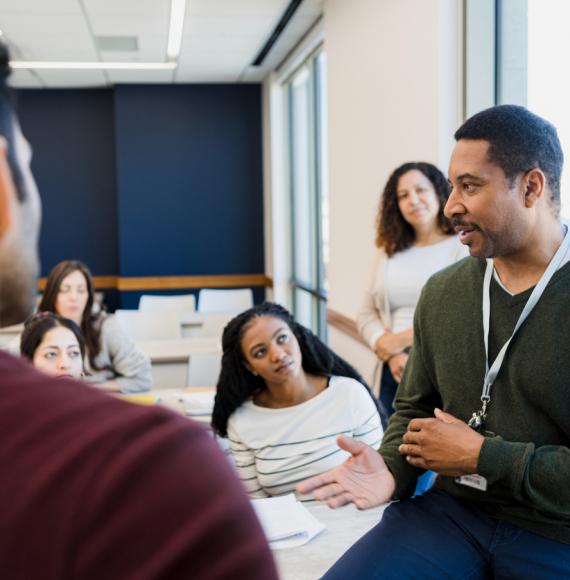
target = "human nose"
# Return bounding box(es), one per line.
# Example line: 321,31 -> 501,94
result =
443,186 -> 463,220
57,354 -> 71,370
408,191 -> 420,206
270,346 -> 286,362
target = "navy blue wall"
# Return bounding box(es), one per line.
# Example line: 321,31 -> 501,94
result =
114,85 -> 264,278
17,84 -> 264,307
18,89 -> 118,277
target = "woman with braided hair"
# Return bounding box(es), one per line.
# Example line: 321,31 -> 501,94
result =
211,302 -> 383,498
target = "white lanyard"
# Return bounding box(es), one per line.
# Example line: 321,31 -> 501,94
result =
480,225 -> 570,406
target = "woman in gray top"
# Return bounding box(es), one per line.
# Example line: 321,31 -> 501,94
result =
38,260 -> 152,393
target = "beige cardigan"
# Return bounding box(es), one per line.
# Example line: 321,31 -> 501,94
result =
356,238 -> 468,393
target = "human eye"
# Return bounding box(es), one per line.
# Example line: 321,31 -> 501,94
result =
78,286 -> 87,294
44,351 -> 57,360
69,349 -> 81,358
59,286 -> 70,294
276,333 -> 289,344
397,191 -> 408,200
462,182 -> 476,193
253,347 -> 266,359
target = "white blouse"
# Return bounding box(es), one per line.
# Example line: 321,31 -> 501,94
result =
386,236 -> 467,333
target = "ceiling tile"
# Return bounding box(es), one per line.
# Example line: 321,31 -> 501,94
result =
7,69 -> 43,88
106,69 -> 175,84
3,0 -> 324,87
35,69 -> 108,88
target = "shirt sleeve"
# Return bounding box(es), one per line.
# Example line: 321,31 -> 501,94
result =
101,316 -> 153,393
3,334 -> 21,355
75,409 -> 277,580
349,381 -> 384,450
379,289 -> 443,499
356,252 -> 387,350
227,418 -> 269,499
477,436 -> 570,518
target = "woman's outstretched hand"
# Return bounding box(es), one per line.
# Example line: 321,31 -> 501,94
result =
296,435 -> 396,509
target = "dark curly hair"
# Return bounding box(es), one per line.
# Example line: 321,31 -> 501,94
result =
211,302 -> 380,437
38,260 -> 107,371
455,104 -> 563,215
375,162 -> 453,256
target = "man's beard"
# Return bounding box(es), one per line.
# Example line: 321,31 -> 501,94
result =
0,236 -> 38,327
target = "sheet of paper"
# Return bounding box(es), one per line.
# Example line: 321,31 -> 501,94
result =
179,391 -> 216,415
251,494 -> 326,550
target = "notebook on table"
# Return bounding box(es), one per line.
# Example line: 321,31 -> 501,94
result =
251,494 -> 326,549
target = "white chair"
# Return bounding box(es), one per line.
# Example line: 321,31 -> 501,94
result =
138,294 -> 196,312
92,291 -> 105,315
186,352 -> 222,387
114,309 -> 182,341
201,313 -> 232,338
197,288 -> 254,314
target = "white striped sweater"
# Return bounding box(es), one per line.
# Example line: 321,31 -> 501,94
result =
226,376 -> 383,498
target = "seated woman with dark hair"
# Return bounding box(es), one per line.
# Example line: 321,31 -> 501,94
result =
211,302 -> 383,498
21,312 -> 85,379
38,260 -> 152,393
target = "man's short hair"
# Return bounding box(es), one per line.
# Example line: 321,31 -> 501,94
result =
455,105 -> 564,208
0,42 -> 25,202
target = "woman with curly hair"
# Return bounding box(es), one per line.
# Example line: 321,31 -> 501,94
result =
212,302 -> 383,498
357,162 -> 467,421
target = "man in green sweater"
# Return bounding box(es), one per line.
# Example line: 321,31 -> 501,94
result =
299,105 -> 570,578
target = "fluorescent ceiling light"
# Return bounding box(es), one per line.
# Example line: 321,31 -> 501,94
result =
167,0 -> 186,60
10,61 -> 177,71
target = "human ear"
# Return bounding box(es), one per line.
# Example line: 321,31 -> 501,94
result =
522,168 -> 546,208
0,137 -> 16,239
242,360 -> 257,376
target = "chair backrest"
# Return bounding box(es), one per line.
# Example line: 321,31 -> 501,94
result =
115,310 -> 182,341
197,288 -> 254,314
199,313 -> 232,339
138,294 -> 196,313
92,291 -> 105,315
186,352 -> 222,387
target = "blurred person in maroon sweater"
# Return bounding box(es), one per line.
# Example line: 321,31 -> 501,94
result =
0,42 -> 277,580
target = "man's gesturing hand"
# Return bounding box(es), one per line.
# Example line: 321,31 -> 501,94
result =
398,408 -> 484,476
296,435 -> 395,510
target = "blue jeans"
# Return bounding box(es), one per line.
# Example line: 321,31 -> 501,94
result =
322,489 -> 570,579
379,364 -> 398,422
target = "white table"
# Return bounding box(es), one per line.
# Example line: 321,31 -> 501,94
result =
274,501 -> 388,580
135,338 -> 221,389
136,337 -> 220,362
179,312 -> 205,338
119,387 -> 213,418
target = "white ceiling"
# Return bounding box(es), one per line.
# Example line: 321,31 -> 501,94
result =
0,0 -> 324,88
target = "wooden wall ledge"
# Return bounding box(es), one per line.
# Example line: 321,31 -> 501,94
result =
38,273 -> 273,292
327,308 -> 368,347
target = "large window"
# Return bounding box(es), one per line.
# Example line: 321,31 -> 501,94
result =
467,0 -> 570,218
525,0 -> 570,218
287,50 -> 328,337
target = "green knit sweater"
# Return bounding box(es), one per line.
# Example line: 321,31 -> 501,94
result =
380,256 -> 570,544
